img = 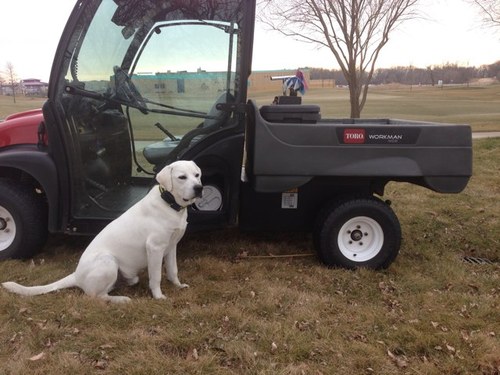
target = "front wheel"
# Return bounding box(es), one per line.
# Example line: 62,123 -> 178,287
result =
0,179 -> 48,260
314,197 -> 401,270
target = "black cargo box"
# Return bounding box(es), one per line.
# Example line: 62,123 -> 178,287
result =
260,104 -> 321,124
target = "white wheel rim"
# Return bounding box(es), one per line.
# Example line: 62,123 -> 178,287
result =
337,216 -> 384,262
0,205 -> 16,251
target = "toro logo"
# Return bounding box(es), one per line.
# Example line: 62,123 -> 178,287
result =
343,129 -> 365,144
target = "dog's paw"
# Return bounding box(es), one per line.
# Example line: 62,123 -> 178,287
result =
178,283 -> 190,289
103,295 -> 131,303
152,292 -> 167,300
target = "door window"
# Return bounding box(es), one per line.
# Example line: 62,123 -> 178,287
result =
128,21 -> 238,172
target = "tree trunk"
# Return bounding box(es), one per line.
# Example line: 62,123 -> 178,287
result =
259,0 -> 421,119
349,86 -> 361,118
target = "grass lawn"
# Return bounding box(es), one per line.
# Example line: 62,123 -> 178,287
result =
0,138 -> 498,374
0,95 -> 46,120
0,85 -> 498,374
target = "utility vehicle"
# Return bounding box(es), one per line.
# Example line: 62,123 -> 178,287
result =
0,0 -> 472,269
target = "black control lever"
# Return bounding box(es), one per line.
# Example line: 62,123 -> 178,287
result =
155,122 -> 178,141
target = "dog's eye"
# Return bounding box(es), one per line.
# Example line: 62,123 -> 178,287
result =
195,173 -> 200,178
178,175 -> 187,180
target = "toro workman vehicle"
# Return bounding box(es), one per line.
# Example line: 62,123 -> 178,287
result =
0,0 -> 472,269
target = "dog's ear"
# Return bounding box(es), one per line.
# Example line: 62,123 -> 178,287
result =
156,164 -> 174,191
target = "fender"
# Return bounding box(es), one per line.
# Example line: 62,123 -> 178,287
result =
0,145 -> 60,231
0,109 -> 44,146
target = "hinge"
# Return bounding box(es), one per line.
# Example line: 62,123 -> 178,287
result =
216,102 -> 250,113
37,121 -> 47,148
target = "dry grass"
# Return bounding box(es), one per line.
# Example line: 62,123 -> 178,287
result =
0,95 -> 46,119
0,138 -> 498,374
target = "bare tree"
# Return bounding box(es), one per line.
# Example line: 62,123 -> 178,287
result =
0,71 -> 4,94
469,0 -> 500,28
259,0 -> 420,117
5,62 -> 17,103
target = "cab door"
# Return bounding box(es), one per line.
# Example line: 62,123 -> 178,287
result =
44,0 -> 253,233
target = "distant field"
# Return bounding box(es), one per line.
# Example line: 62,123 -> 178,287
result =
2,83 -> 500,132
250,83 -> 500,132
0,95 -> 46,119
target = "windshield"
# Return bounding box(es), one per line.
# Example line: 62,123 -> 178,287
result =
61,1 -> 242,94
65,1 -> 132,84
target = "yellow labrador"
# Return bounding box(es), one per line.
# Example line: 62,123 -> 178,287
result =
2,160 -> 202,303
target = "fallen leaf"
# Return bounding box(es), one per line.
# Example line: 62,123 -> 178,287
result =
93,359 -> 108,369
29,352 -> 45,361
387,350 -> 407,368
99,344 -> 114,350
271,342 -> 278,353
461,331 -> 470,341
186,348 -> 199,361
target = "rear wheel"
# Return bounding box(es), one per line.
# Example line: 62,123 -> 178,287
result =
314,197 -> 401,269
0,179 -> 48,260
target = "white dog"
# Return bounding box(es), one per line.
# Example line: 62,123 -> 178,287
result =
2,160 -> 202,303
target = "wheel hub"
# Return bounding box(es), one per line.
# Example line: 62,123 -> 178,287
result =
350,229 -> 363,242
0,218 -> 7,231
338,216 -> 384,262
0,207 -> 16,252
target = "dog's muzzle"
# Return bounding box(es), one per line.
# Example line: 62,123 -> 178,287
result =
194,184 -> 203,198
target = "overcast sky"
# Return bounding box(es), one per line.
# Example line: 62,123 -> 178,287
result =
0,0 -> 498,82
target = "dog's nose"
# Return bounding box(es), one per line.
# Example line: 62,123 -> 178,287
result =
194,185 -> 203,198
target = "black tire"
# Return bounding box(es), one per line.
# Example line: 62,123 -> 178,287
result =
314,196 -> 401,270
0,179 -> 48,260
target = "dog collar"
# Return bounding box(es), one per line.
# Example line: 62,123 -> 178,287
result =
159,185 -> 185,212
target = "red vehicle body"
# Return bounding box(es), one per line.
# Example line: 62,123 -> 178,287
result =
0,110 -> 44,147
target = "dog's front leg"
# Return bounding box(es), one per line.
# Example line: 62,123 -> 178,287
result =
146,242 -> 167,299
165,246 -> 189,289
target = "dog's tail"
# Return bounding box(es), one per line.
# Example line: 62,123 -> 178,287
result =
2,273 -> 77,296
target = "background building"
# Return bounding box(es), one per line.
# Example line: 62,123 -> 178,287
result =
19,79 -> 49,95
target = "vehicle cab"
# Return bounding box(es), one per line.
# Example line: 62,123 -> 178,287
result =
0,0 -> 256,259
44,0 -> 255,234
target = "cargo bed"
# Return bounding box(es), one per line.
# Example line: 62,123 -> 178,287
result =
246,101 -> 472,193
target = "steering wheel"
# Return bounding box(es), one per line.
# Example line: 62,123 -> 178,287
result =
113,66 -> 148,112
